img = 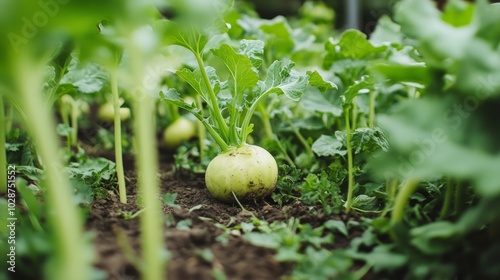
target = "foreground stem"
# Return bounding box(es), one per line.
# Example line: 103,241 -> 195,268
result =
0,95 -> 6,193
110,70 -> 127,204
134,95 -> 165,280
16,57 -> 88,280
391,178 -> 420,225
129,45 -> 165,280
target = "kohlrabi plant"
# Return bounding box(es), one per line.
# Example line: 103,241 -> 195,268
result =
158,0 -> 309,202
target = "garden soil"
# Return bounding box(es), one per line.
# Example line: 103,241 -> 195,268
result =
86,147 -> 362,280
5,140 -> 363,280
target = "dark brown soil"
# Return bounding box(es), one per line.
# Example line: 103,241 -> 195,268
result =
84,146 -> 360,280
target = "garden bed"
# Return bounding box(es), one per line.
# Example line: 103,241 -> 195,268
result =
86,148 -> 360,280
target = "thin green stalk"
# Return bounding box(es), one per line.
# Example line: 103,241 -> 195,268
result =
391,178 -> 420,225
167,101 -> 180,121
194,53 -> 229,140
454,181 -> 465,215
273,136 -> 295,167
134,96 -> 165,280
70,103 -> 79,147
351,97 -> 358,130
4,99 -> 13,134
16,57 -> 88,280
110,70 -> 127,204
0,95 -> 6,193
130,47 -> 165,280
284,114 -> 314,159
257,102 -> 274,140
381,178 -> 399,218
368,90 -> 375,127
345,107 -> 355,213
240,88 -> 274,145
187,110 -> 229,151
440,179 -> 454,219
195,95 -> 206,160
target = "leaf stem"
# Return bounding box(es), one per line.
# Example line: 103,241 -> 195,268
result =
284,113 -> 314,159
351,97 -> 358,130
16,56 -> 88,280
368,90 -> 375,127
391,178 -> 420,225
344,106 -> 355,213
194,53 -> 229,140
195,95 -> 206,160
440,178 -> 454,219
110,70 -> 127,204
129,53 -> 165,280
454,181 -> 465,216
257,102 -> 274,140
70,102 -> 79,147
240,89 -> 273,144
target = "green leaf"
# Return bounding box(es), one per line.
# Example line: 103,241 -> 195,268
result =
158,0 -> 234,54
312,135 -> 346,157
351,195 -> 379,211
324,220 -> 348,237
301,90 -> 342,116
369,63 -> 430,87
373,98 -> 500,196
211,44 -> 259,97
238,39 -> 264,68
244,232 -> 281,249
410,221 -> 461,255
176,67 -> 220,102
60,59 -> 108,94
163,193 -> 181,209
395,0 -> 475,63
263,60 -> 309,101
307,70 -> 338,93
324,29 -> 386,69
369,16 -> 404,46
351,127 -> 389,154
343,77 -> 374,105
442,0 -> 475,27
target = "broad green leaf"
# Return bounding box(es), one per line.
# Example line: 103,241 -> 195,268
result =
372,98 -> 500,196
395,0 -> 475,64
369,63 -> 430,88
410,221 -> 461,255
351,127 -> 389,154
238,39 -> 264,68
343,77 -> 374,105
324,29 -> 386,69
351,195 -> 379,211
244,232 -> 281,249
160,88 -> 199,114
312,135 -> 346,157
157,0 -> 233,54
300,89 -> 342,116
324,220 -> 348,237
158,21 -> 210,55
259,16 -> 295,56
307,70 -> 338,93
442,0 -> 475,27
60,59 -> 108,94
211,44 -> 259,97
262,60 -> 309,101
176,67 -> 220,102
369,16 -> 404,46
